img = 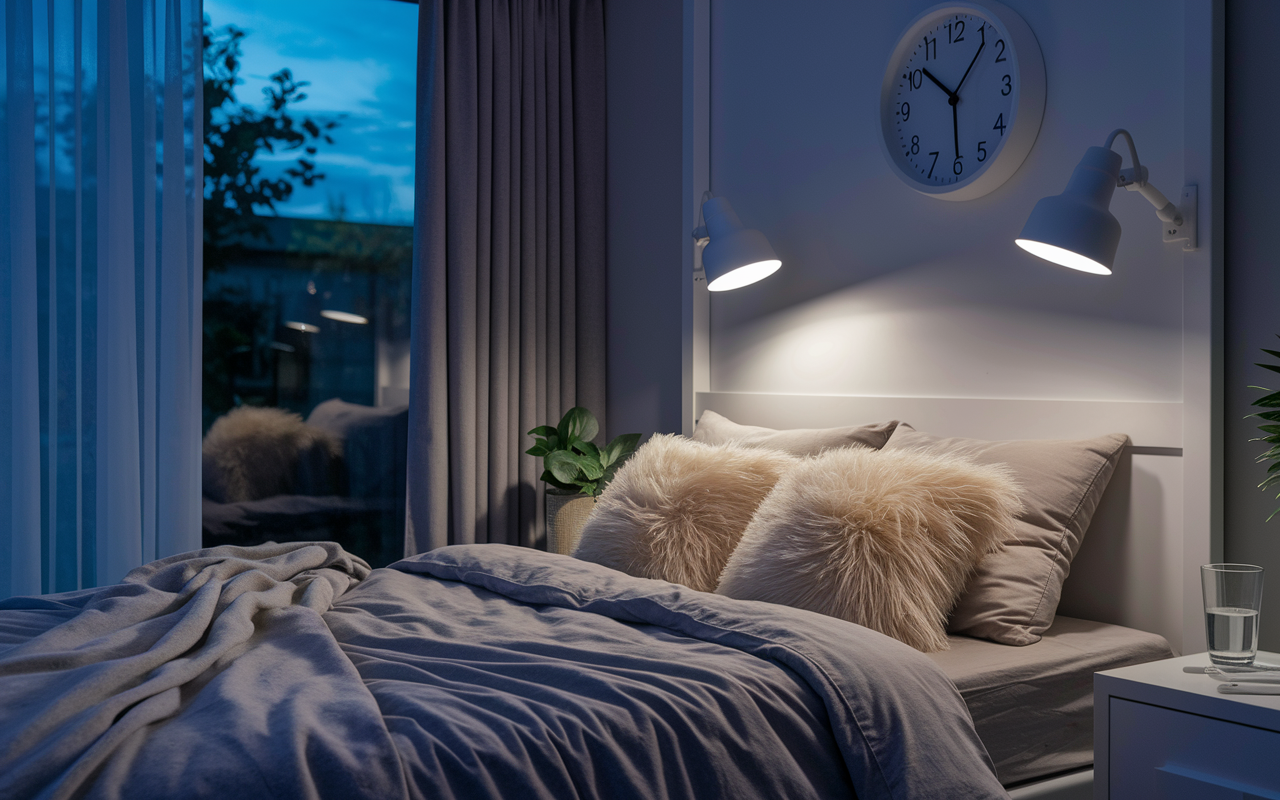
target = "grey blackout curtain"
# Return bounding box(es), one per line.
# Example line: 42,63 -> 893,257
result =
407,0 -> 607,553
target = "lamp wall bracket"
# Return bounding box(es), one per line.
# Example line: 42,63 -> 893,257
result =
1161,184 -> 1197,251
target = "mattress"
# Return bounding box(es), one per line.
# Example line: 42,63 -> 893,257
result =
928,615 -> 1173,787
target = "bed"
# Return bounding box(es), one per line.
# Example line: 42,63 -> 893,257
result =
0,395 -> 1185,799
0,541 -> 1008,799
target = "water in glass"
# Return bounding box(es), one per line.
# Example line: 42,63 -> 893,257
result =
1205,606 -> 1259,665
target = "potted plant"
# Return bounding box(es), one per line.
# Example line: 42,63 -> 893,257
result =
527,407 -> 639,554
1251,338 -> 1280,521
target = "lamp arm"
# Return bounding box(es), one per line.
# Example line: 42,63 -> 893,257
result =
1104,128 -> 1182,226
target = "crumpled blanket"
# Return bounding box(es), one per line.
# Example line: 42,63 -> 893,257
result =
0,542 -> 403,800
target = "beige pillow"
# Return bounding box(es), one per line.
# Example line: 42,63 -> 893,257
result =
716,447 -> 1021,652
572,434 -> 796,592
692,409 -> 899,456
883,425 -> 1131,646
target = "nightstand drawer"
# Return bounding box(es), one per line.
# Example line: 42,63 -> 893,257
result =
1109,697 -> 1280,799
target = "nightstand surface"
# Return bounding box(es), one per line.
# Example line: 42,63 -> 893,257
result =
1095,651 -> 1280,799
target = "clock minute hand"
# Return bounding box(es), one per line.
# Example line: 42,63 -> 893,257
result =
954,41 -> 986,97
920,68 -> 956,100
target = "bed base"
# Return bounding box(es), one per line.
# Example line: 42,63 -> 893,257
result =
1007,768 -> 1092,799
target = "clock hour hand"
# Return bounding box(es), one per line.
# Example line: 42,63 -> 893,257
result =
952,101 -> 959,161
920,68 -> 956,101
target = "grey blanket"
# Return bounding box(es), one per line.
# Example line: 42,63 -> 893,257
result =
0,543 -> 1008,799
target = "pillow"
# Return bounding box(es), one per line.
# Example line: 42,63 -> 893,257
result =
307,399 -> 409,501
716,447 -> 1021,653
883,424 -> 1131,646
692,409 -> 899,456
202,406 -> 342,503
572,434 -> 796,592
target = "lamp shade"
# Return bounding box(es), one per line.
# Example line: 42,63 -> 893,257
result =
1015,146 -> 1123,275
700,196 -> 781,291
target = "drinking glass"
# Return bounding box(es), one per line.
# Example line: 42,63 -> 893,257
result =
1201,563 -> 1264,666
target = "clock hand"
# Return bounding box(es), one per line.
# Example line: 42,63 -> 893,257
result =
952,100 -> 959,162
920,68 -> 956,101
954,41 -> 986,97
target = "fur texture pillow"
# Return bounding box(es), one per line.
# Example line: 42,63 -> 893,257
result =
572,435 -> 796,592
716,447 -> 1022,652
202,406 -> 342,503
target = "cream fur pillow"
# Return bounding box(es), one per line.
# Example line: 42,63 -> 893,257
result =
202,406 -> 342,503
572,435 -> 796,592
716,447 -> 1022,652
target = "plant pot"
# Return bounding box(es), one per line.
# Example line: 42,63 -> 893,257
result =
545,491 -> 597,555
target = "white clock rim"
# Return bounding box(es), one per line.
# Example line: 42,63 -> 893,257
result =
878,1 -> 1045,202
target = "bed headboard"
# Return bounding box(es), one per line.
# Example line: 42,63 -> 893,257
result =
694,390 -> 1200,655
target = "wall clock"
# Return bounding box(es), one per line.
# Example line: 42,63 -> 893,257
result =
878,2 -> 1045,201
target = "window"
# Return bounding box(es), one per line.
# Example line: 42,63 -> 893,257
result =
201,0 -> 417,566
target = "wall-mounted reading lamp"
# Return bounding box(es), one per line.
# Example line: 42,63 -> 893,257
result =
1015,129 -> 1196,275
691,194 -> 781,291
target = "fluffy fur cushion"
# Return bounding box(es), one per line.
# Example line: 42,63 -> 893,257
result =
202,406 -> 342,504
716,447 -> 1022,652
572,435 -> 796,592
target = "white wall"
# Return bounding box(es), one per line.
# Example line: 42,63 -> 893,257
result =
706,0 -> 1186,403
1224,0 -> 1280,648
604,0 -> 686,440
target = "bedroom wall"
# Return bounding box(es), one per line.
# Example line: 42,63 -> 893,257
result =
604,0 -> 687,440
1223,0 -> 1280,648
705,0 -> 1186,403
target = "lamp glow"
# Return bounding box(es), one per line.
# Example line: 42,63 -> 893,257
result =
284,320 -> 320,333
694,196 -> 780,291
1016,129 -> 1195,275
320,309 -> 369,325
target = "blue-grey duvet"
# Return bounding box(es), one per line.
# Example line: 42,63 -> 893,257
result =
0,542 -> 1008,799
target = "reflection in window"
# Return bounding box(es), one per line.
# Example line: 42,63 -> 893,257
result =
201,0 -> 417,567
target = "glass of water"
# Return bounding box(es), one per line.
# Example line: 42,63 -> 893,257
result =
1201,563 -> 1264,665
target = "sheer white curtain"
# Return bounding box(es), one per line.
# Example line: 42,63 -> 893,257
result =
1,0 -> 202,599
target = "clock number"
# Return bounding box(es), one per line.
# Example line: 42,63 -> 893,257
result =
977,141 -> 988,162
947,20 -> 965,44
953,157 -> 964,176
907,69 -> 923,91
899,102 -> 910,121
927,151 -> 940,179
910,135 -> 920,155
1001,75 -> 1012,96
994,39 -> 1007,63
978,22 -> 985,45
993,113 -> 1006,135
923,36 -> 936,61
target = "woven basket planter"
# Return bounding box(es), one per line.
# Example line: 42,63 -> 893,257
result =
545,492 -> 596,555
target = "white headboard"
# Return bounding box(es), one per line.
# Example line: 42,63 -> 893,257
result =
695,390 -> 1198,655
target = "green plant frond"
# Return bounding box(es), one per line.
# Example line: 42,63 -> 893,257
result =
1261,473 -> 1280,491
1250,392 -> 1280,408
556,407 -> 599,446
1248,410 -> 1280,423
1257,363 -> 1280,376
525,443 -> 551,457
575,441 -> 600,460
1257,425 -> 1280,436
528,425 -> 558,438
1262,349 -> 1280,360
539,469 -> 577,494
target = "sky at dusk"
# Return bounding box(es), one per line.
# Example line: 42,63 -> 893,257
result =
204,0 -> 418,226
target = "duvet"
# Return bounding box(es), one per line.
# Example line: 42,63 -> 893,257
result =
0,542 -> 1008,799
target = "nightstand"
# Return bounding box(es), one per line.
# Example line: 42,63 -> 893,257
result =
1095,652 -> 1280,799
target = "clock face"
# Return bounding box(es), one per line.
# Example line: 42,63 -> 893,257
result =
879,3 -> 1044,201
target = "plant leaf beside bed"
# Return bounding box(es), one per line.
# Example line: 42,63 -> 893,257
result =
526,407 -> 641,497
1250,337 -> 1280,520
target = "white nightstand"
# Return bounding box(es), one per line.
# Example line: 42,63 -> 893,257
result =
1095,652 -> 1280,799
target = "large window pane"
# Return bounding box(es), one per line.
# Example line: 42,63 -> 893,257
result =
201,0 -> 417,567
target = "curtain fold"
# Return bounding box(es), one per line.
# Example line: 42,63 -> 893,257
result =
1,0 -> 202,599
408,0 -> 606,553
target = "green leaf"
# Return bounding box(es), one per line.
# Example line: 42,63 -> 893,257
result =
1259,425 -> 1280,436
556,407 -> 599,446
545,450 -> 586,484
1257,362 -> 1280,376
1260,473 -> 1280,491
575,441 -> 600,460
1262,349 -> 1280,360
526,442 -> 553,457
1251,392 -> 1280,408
539,469 -> 578,494
528,425 -> 558,438
609,433 -> 642,459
